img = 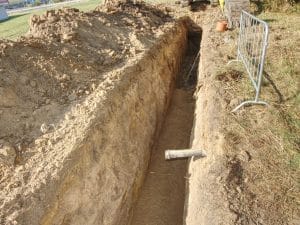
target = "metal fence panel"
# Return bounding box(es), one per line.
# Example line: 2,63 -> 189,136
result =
230,10 -> 269,112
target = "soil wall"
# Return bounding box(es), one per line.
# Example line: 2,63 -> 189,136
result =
184,17 -> 235,225
1,21 -> 188,225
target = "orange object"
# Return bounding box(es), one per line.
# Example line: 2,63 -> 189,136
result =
216,20 -> 228,32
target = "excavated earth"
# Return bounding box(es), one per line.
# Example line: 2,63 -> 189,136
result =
1,2 -> 298,225
0,3 -> 182,224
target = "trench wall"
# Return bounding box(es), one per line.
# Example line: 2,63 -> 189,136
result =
184,19 -> 235,225
6,21 -> 188,225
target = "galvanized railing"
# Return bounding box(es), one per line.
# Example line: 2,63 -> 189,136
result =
229,10 -> 269,112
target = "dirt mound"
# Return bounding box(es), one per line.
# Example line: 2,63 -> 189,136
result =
28,3 -> 172,44
0,1 -> 172,153
0,3 -> 174,220
29,8 -> 82,42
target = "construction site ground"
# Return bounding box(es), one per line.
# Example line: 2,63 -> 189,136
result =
0,1 -> 299,225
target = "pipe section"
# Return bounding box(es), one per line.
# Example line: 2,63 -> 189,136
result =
165,149 -> 206,160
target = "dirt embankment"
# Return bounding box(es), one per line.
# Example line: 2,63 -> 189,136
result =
0,3 -> 172,148
1,2 -> 298,225
0,3 -> 187,225
184,5 -> 299,225
130,24 -> 200,225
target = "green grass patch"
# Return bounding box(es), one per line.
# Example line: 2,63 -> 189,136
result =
0,0 -> 102,40
289,153 -> 300,170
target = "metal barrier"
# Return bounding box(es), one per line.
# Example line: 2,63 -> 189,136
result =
229,10 -> 269,112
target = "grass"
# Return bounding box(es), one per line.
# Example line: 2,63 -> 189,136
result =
0,0 -> 102,40
0,13 -> 33,40
6,0 -> 23,4
260,13 -> 300,167
218,11 -> 300,224
244,12 -> 299,167
251,0 -> 299,12
68,0 -> 102,11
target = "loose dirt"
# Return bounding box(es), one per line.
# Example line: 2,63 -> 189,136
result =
130,26 -> 200,224
130,88 -> 194,225
0,2 -> 172,178
1,1 -> 299,225
0,2 -> 179,224
0,3 -> 172,148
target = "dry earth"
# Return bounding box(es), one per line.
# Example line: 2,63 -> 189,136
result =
0,2 -> 173,181
0,1 -> 299,225
0,2 -> 179,224
186,4 -> 300,225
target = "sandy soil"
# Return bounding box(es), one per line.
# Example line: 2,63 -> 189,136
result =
130,88 -> 194,225
0,3 -> 172,149
129,19 -> 200,225
0,2 -> 172,185
0,2 -> 180,224
1,1 -> 298,225
184,3 -> 299,225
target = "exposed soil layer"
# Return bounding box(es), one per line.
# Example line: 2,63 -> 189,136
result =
0,2 -> 173,152
130,28 -> 200,225
1,2 -> 298,225
0,3 -> 188,225
184,5 -> 299,225
130,89 -> 194,225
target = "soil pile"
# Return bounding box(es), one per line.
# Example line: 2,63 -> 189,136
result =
0,1 -> 172,161
0,3 -> 174,223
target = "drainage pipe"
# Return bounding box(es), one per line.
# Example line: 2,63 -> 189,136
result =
165,149 -> 206,160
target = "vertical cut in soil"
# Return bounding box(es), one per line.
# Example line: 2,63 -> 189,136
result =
130,27 -> 201,225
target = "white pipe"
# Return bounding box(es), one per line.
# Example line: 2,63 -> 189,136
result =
165,149 -> 206,160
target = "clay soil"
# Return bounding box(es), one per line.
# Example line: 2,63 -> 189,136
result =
0,1 -> 299,225
0,2 -> 173,184
0,2 -> 177,223
130,27 -> 200,225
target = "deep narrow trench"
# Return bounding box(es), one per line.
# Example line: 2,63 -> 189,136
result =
130,26 -> 202,225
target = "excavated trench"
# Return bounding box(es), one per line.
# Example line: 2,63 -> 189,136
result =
130,29 -> 201,225
1,19 -> 202,225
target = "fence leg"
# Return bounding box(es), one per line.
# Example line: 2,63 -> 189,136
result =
227,59 -> 240,66
231,100 -> 268,112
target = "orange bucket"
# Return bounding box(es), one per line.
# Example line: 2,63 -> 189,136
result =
216,20 -> 228,32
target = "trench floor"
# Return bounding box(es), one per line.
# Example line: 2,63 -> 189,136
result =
130,88 -> 195,225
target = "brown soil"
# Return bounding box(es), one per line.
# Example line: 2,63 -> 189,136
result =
0,2 -> 172,178
130,88 -> 194,225
0,1 -> 299,225
129,25 -> 200,224
0,3 -> 172,147
0,2 -> 179,224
